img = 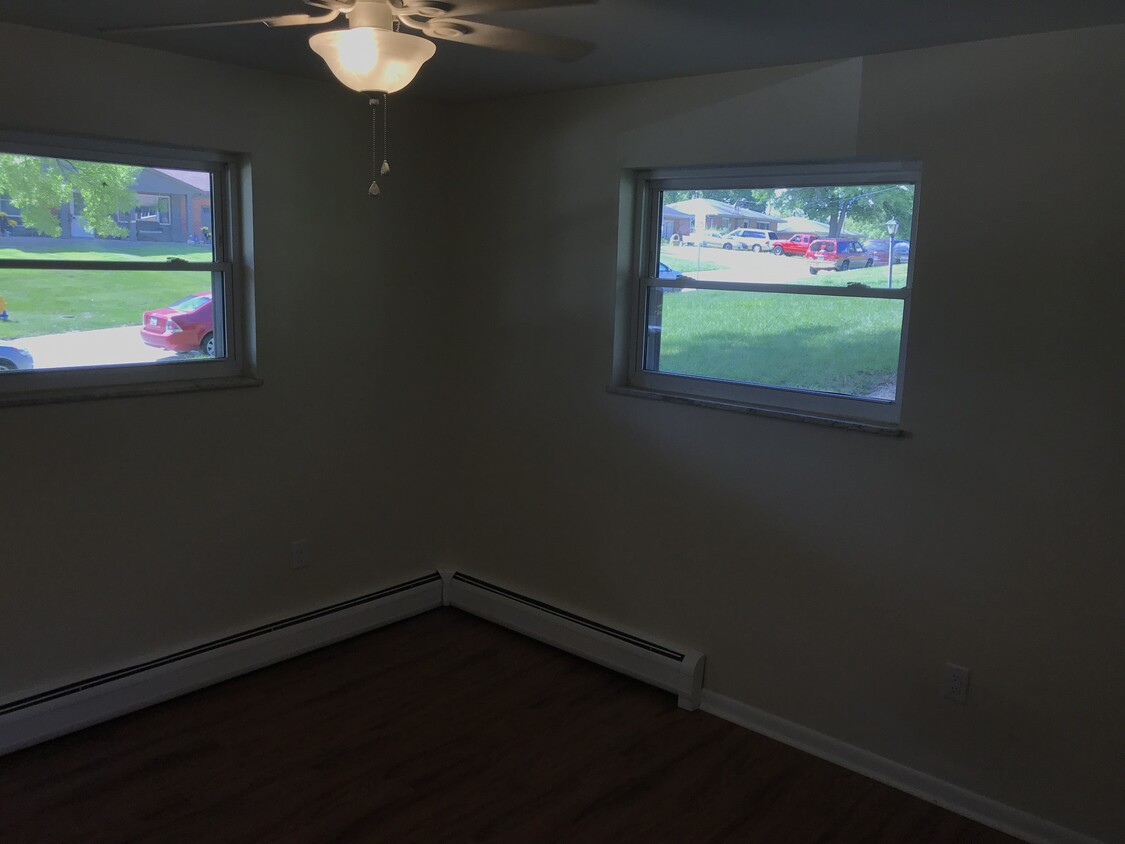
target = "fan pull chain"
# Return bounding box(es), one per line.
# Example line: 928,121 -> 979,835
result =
368,95 -> 391,195
381,94 -> 391,177
368,97 -> 381,195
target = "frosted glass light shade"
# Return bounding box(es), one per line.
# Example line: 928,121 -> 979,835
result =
309,28 -> 436,94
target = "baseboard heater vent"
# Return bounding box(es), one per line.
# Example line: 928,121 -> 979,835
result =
443,571 -> 705,709
0,572 -> 443,755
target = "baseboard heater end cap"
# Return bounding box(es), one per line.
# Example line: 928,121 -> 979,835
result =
447,572 -> 705,709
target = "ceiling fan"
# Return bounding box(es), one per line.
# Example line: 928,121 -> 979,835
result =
109,0 -> 597,194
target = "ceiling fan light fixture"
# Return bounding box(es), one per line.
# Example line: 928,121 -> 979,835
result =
309,26 -> 436,93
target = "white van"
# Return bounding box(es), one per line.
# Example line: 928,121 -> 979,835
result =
725,228 -> 780,252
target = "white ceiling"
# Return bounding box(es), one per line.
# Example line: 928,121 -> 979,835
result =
2,0 -> 1123,101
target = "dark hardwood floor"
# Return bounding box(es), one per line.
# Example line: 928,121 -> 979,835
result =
0,609 -> 1022,842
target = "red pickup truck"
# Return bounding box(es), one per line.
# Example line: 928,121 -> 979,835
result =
771,233 -> 819,257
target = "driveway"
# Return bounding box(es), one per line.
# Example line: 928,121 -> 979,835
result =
664,245 -> 812,284
9,326 -> 179,370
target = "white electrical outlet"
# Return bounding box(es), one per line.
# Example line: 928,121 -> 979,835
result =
291,539 -> 310,570
942,663 -> 970,703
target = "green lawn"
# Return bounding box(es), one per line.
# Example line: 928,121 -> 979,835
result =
0,241 -> 213,339
0,268 -> 211,339
802,261 -> 909,289
655,289 -> 903,397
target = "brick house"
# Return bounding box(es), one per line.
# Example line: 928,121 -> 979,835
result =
2,167 -> 212,244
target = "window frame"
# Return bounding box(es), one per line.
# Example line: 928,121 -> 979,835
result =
133,193 -> 173,226
622,160 -> 921,431
0,130 -> 256,404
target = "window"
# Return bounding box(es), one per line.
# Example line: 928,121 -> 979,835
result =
622,161 -> 920,430
136,194 -> 172,226
0,131 -> 253,401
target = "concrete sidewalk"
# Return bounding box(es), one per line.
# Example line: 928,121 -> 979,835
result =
8,326 -> 180,370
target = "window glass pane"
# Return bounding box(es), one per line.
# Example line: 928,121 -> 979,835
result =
0,269 -> 220,371
644,287 -> 904,400
0,153 -> 214,261
658,184 -> 914,289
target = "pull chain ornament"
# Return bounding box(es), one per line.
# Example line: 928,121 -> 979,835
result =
369,94 -> 390,195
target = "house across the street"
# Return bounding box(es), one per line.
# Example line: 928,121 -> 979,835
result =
666,197 -> 786,234
1,167 -> 212,244
660,205 -> 693,239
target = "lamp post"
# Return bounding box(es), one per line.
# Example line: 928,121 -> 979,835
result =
885,218 -> 899,289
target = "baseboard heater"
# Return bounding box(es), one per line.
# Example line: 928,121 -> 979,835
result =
1,569 -> 704,757
0,572 -> 444,756
442,571 -> 705,710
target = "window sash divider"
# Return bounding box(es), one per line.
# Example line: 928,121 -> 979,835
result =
0,259 -> 230,273
642,278 -> 908,300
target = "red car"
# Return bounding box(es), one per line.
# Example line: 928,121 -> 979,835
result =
140,292 -> 215,355
806,239 -> 873,274
772,233 -> 819,257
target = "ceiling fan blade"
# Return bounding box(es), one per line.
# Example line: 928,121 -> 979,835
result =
420,19 -> 594,61
412,0 -> 596,18
302,0 -> 356,10
103,10 -> 339,34
103,18 -> 274,33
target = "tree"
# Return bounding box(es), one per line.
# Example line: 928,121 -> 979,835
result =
0,154 -> 139,238
768,184 -> 914,238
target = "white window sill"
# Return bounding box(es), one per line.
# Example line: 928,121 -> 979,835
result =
0,374 -> 263,408
607,385 -> 907,437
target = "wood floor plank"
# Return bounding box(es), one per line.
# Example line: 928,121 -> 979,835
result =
0,609 -> 1023,843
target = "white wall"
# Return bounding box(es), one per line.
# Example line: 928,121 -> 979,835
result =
443,26 -> 1125,841
0,25 -> 455,694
